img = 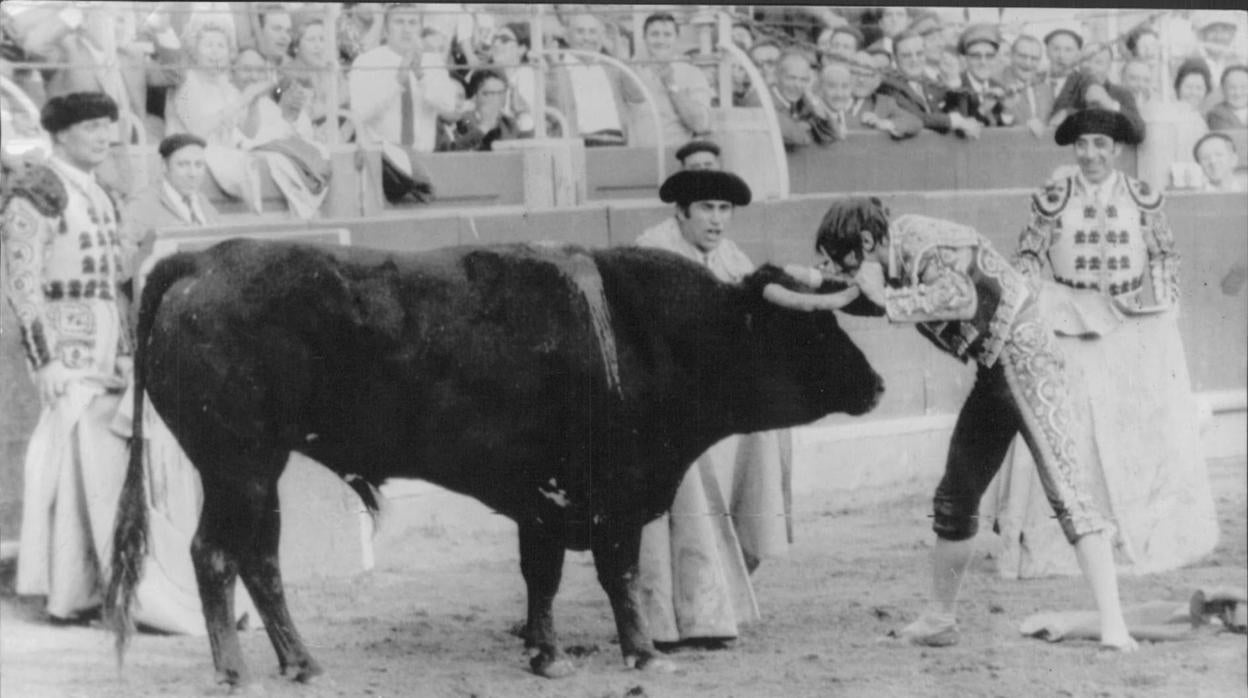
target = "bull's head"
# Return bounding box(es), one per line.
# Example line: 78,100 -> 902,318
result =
740,264 -> 884,422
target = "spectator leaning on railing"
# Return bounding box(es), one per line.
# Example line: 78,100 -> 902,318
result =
955,24 -> 1010,127
877,30 -> 982,139
1206,64 -> 1248,129
770,50 -> 838,149
843,50 -> 921,139
1043,27 -> 1083,119
1193,131 -> 1247,192
998,34 -> 1052,139
623,13 -> 713,148
814,59 -> 853,142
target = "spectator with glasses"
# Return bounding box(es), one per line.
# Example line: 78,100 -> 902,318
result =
487,22 -> 538,134
955,24 -> 1010,127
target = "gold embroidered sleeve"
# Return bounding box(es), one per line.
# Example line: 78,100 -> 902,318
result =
1,196 -> 55,368
884,248 -> 978,323
1013,204 -> 1052,278
1143,206 -> 1180,305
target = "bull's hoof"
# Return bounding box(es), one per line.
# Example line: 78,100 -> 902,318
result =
281,659 -> 325,683
530,652 -> 576,678
624,651 -> 676,673
214,667 -> 250,689
227,681 -> 266,696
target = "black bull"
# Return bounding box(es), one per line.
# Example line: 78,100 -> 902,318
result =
106,239 -> 883,685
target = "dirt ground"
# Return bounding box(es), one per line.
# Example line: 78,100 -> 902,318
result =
3,457 -> 1245,698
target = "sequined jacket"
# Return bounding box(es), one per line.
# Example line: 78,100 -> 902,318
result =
1,159 -> 134,371
884,214 -> 1031,368
1015,171 -> 1179,306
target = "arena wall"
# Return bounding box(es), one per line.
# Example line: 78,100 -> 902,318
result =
2,189 -> 1243,574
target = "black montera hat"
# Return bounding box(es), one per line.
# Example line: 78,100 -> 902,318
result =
158,133 -> 208,159
40,92 -> 119,135
659,169 -> 752,207
1055,109 -> 1140,146
674,139 -> 721,163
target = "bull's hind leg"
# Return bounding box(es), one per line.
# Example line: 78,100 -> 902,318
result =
518,523 -> 574,678
193,478 -> 255,687
591,521 -> 673,672
236,479 -> 323,682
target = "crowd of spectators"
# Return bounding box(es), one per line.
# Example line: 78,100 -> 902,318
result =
2,3 -> 1246,216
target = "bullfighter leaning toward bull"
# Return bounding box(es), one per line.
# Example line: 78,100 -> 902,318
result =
634,169 -> 794,650
796,196 -> 1138,651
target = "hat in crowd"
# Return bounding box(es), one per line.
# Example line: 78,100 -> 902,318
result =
158,133 -> 207,160
830,24 -> 866,47
1043,27 -> 1084,49
1222,64 -> 1248,86
908,14 -> 943,38
1192,131 -> 1237,160
1055,109 -> 1140,146
958,23 -> 1000,54
1192,10 -> 1238,33
675,140 -> 721,164
39,91 -> 119,135
659,169 -> 752,207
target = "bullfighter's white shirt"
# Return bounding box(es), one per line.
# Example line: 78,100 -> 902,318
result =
635,215 -> 755,283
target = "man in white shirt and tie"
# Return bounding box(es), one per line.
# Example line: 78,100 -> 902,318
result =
122,133 -> 220,253
348,4 -> 461,153
999,34 -> 1054,138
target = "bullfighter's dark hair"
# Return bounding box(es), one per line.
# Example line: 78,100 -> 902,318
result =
814,196 -> 891,264
643,12 -> 678,35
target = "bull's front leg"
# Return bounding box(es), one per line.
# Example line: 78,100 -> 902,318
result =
517,523 -> 574,678
591,519 -> 675,672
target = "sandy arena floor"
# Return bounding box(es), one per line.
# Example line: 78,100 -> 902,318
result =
2,457 -> 1245,698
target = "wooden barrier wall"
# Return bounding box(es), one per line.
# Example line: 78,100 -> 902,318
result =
3,189 -> 1244,533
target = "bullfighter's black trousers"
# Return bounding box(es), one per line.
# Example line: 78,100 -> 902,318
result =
931,301 -> 1111,544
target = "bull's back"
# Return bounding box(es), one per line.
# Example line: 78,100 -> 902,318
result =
143,240 -> 615,512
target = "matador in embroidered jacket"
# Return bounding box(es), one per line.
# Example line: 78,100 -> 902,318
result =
1016,170 -> 1179,306
810,198 -> 1137,650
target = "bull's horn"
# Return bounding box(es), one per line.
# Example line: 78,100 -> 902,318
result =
763,283 -> 862,312
782,264 -> 825,289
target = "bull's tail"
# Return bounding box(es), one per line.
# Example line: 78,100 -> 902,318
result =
105,253 -> 200,666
